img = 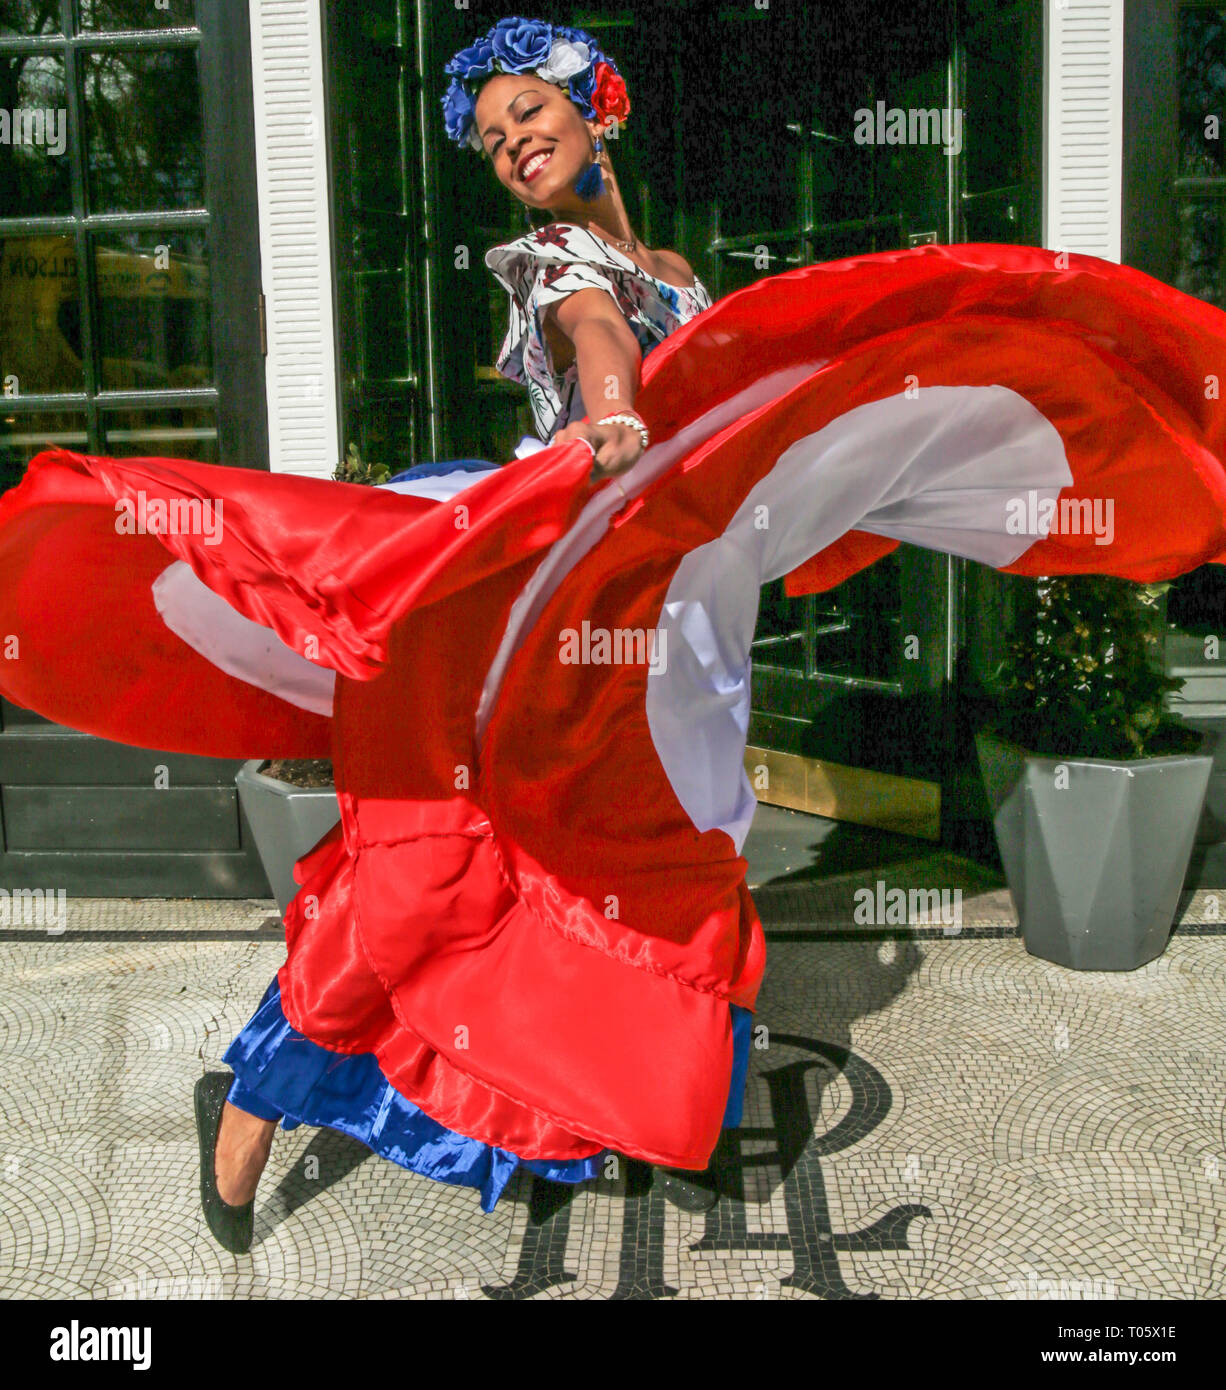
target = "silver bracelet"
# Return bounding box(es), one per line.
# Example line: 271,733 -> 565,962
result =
595,411 -> 650,453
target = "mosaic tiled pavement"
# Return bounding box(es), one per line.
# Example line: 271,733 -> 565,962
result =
2,868 -> 1225,1300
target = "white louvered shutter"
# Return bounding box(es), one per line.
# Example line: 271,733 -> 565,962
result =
1044,0 -> 1125,262
248,0 -> 340,476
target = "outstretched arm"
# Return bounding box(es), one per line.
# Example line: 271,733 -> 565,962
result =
548,288 -> 647,479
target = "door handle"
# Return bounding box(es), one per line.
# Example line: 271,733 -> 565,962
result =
785,122 -> 844,144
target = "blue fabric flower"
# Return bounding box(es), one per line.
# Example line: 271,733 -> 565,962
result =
444,34 -> 496,80
553,23 -> 592,47
441,19 -> 622,149
490,16 -> 554,74
568,62 -> 599,120
441,77 -> 476,148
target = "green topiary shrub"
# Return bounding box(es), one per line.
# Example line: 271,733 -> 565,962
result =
986,575 -> 1203,760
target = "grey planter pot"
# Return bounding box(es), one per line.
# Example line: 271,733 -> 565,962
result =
974,730 -> 1213,971
235,760 -> 341,917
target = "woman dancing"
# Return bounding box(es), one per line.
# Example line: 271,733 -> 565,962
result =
1,15 -> 1225,1259
195,17 -> 750,1249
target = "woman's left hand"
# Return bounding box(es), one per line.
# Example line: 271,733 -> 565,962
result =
553,420 -> 644,479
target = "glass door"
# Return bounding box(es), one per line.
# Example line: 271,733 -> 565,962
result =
0,0 -> 271,894
698,0 -> 957,838
0,0 -> 265,479
656,0 -> 1043,844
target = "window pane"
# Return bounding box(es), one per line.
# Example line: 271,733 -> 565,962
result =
92,229 -> 211,391
752,582 -> 808,672
812,558 -> 903,683
0,54 -> 71,216
484,277 -> 506,373
716,240 -> 800,296
346,396 -> 417,476
103,407 -> 216,462
1179,7 -> 1226,178
0,2 -> 63,36
77,0 -> 196,29
0,411 -> 88,494
84,48 -> 203,212
345,52 -> 406,214
964,192 -> 1025,244
751,559 -> 904,685
1176,197 -> 1226,306
963,13 -> 1030,193
351,221 -> 410,382
358,268 -> 408,381
0,235 -> 84,393
711,19 -> 806,239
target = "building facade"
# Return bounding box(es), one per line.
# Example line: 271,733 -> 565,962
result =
1,0 -> 1223,893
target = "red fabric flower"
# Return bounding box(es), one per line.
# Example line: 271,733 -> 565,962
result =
592,62 -> 630,124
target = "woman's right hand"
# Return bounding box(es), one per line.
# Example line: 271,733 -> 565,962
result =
553,419 -> 645,479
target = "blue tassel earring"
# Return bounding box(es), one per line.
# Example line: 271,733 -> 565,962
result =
573,135 -> 606,200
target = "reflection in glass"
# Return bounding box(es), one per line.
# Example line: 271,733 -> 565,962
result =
346,53 -> 406,215
0,236 -> 85,394
350,396 -> 416,475
351,221 -> 409,382
84,48 -> 203,212
753,581 -> 809,672
103,408 -> 216,462
358,269 -> 409,382
0,412 -> 87,495
717,242 -> 799,297
1176,198 -> 1226,306
0,54 -> 71,216
1179,8 -> 1226,179
752,554 -> 903,686
78,0 -> 195,29
0,2 -> 62,36
92,230 -> 212,391
963,21 -> 1027,193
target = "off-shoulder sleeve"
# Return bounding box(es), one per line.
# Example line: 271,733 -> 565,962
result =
486,247 -> 622,384
531,259 -> 622,320
484,238 -> 633,440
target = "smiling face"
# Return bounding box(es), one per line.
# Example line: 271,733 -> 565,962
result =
474,72 -> 600,214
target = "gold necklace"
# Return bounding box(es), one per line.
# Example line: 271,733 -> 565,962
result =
589,223 -> 638,255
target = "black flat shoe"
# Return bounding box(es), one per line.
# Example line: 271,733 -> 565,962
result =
654,1164 -> 721,1213
194,1071 -> 255,1254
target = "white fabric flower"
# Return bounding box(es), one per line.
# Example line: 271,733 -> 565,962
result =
537,39 -> 591,85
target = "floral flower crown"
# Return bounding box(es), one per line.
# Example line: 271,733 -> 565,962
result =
442,16 -> 630,154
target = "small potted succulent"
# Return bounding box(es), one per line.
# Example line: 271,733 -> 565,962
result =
975,575 -> 1212,971
235,445 -> 390,914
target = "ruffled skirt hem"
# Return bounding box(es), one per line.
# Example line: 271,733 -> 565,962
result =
223,976 -> 753,1212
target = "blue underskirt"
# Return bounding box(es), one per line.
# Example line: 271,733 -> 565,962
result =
224,975 -> 753,1213
384,458 -> 500,481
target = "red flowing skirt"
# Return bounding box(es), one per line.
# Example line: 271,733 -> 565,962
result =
1,244 -> 1224,1167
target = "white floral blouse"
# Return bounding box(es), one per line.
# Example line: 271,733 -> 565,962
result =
484,221 -> 713,443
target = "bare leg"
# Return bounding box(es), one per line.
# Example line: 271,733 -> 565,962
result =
214,1101 -> 276,1205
